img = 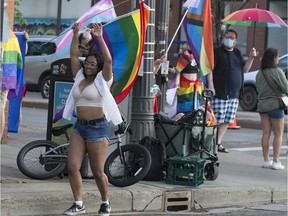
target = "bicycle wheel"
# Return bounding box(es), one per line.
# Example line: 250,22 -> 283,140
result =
104,144 -> 152,187
17,140 -> 67,180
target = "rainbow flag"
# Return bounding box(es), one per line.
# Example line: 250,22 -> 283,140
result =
175,50 -> 196,73
8,33 -> 27,133
175,57 -> 187,74
183,0 -> 214,77
55,0 -> 116,58
97,2 -> 150,104
1,29 -> 23,97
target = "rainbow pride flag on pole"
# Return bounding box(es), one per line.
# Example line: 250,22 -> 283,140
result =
183,0 -> 214,77
55,0 -> 116,58
98,2 -> 150,104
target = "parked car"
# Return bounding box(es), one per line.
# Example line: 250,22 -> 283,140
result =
24,36 -> 68,98
240,54 -> 288,111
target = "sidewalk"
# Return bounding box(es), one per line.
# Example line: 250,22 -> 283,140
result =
1,92 -> 287,216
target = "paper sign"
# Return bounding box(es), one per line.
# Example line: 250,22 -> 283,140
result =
161,61 -> 169,75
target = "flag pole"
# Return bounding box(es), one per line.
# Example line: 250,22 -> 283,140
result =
164,8 -> 189,57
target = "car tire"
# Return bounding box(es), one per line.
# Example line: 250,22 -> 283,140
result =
239,86 -> 258,111
40,76 -> 50,99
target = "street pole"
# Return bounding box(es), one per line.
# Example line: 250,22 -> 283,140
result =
0,0 -> 4,42
130,0 -> 156,143
155,0 -> 170,112
56,0 -> 62,35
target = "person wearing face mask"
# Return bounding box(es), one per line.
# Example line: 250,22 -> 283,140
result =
207,29 -> 258,153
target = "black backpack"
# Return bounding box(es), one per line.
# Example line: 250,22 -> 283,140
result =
139,136 -> 166,181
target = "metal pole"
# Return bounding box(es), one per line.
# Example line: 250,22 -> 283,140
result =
130,0 -> 156,143
56,0 -> 62,35
155,0 -> 170,112
0,0 -> 4,42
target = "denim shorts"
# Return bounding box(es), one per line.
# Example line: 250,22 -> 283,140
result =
259,108 -> 285,119
73,119 -> 111,143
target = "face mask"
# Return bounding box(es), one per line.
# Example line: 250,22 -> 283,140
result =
223,38 -> 235,49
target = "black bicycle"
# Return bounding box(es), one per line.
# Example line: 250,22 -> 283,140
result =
17,121 -> 152,187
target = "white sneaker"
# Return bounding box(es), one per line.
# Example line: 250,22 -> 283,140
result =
271,161 -> 285,170
262,160 -> 273,169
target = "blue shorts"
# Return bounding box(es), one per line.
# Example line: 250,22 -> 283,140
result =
211,97 -> 239,124
259,108 -> 285,119
73,119 -> 111,143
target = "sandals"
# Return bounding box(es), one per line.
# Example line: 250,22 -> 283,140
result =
218,144 -> 229,153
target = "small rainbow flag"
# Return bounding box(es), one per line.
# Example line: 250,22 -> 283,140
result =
175,50 -> 195,74
175,57 -> 188,74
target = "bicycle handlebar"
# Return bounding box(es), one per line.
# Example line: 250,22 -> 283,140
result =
114,121 -> 132,136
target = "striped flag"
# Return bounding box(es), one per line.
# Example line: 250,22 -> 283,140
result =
183,0 -> 200,8
55,0 -> 116,58
175,49 -> 196,73
1,30 -> 22,95
175,57 -> 187,74
183,0 -> 214,77
97,2 -> 150,104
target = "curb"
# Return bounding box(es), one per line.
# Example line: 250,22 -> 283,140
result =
22,101 -> 48,109
1,184 -> 287,216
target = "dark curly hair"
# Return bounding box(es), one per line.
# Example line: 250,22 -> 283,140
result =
260,48 -> 278,70
82,52 -> 104,78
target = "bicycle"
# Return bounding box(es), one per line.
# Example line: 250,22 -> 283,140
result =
16,121 -> 152,187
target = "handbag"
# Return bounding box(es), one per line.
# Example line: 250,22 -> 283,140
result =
280,95 -> 288,107
262,70 -> 288,108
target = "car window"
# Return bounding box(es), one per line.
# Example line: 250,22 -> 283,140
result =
278,56 -> 287,71
27,41 -> 56,56
278,55 -> 287,78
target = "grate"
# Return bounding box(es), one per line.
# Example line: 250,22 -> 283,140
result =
163,191 -> 194,212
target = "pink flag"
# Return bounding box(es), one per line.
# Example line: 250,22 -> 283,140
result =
183,0 -> 200,9
55,0 -> 116,57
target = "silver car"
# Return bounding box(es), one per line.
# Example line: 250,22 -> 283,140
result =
25,36 -> 63,98
240,54 -> 288,111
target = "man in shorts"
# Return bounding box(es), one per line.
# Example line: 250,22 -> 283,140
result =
207,29 -> 258,153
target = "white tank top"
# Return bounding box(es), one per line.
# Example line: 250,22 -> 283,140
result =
72,83 -> 103,107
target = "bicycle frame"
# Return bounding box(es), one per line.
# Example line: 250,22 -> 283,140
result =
41,129 -> 127,162
42,144 -> 68,158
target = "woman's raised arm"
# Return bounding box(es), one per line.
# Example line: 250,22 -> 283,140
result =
70,23 -> 81,78
90,23 -> 112,81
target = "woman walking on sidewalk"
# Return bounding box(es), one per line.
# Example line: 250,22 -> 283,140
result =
62,22 -> 122,215
256,48 -> 287,170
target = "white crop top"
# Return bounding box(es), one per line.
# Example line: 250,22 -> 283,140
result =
72,82 -> 103,107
